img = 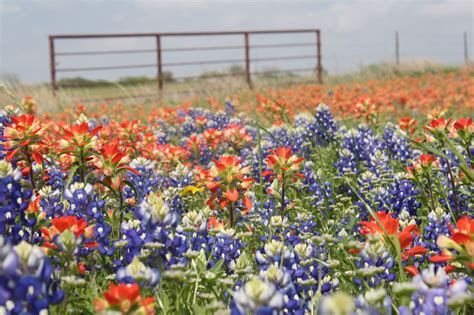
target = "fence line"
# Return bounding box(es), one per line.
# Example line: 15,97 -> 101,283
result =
48,29 -> 322,97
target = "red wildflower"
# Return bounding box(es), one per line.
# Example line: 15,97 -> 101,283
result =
206,155 -> 254,226
3,114 -> 45,164
424,117 -> 452,132
61,122 -> 102,149
203,128 -> 223,149
208,216 -> 225,230
430,216 -> 474,269
404,265 -> 419,276
222,124 -> 253,149
265,147 -> 304,177
359,212 -> 426,260
26,195 -> 41,214
78,263 -> 87,275
41,216 -> 95,249
96,142 -> 140,177
399,116 -> 417,134
419,154 -> 436,166
94,283 -> 155,314
453,117 -> 472,131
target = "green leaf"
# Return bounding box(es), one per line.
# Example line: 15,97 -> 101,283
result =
65,164 -> 80,188
159,291 -> 170,314
123,180 -> 140,200
210,259 -> 224,274
95,179 -> 119,199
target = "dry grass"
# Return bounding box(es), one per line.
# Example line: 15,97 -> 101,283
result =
1,74 -> 319,113
0,60 -> 466,114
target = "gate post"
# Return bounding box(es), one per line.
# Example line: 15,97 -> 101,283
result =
156,34 -> 163,90
244,32 -> 252,88
316,30 -> 322,84
49,36 -> 57,97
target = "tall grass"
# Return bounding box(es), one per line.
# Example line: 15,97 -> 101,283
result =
1,61 -> 470,113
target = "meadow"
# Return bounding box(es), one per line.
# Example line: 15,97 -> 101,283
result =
0,65 -> 473,314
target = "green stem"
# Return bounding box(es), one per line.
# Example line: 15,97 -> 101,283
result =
445,160 -> 459,219
229,203 -> 234,227
118,190 -> 124,239
426,173 -> 436,211
280,172 -> 286,215
79,147 -> 85,182
24,146 -> 36,190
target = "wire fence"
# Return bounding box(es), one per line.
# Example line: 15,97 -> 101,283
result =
49,29 -> 322,97
48,29 -> 471,100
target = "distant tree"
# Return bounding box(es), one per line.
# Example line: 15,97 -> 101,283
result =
162,71 -> 175,83
228,64 -> 245,76
118,76 -> 153,85
256,67 -> 287,79
199,71 -> 223,79
118,72 -> 174,86
57,77 -> 110,88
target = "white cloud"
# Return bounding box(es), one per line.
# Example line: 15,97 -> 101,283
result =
0,2 -> 21,13
416,0 -> 473,18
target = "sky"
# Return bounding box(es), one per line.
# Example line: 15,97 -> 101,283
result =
0,0 -> 473,84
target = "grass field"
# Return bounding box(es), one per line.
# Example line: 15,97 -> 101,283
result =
1,60 -> 468,113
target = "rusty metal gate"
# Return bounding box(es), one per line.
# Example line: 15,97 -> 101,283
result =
49,29 -> 322,97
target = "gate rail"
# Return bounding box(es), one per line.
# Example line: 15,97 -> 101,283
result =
49,29 -> 322,96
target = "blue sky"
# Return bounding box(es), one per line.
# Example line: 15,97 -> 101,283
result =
0,0 -> 472,83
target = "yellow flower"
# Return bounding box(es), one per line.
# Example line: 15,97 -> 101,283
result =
180,185 -> 204,196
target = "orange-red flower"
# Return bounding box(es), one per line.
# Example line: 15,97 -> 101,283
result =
60,122 -> 102,149
423,117 -> 452,132
208,216 -> 225,230
453,117 -> 472,131
265,147 -> 304,177
430,216 -> 474,269
399,116 -> 417,134
3,114 -> 45,164
95,142 -> 140,177
41,216 -> 95,249
419,154 -> 436,166
354,97 -> 378,123
407,154 -> 438,177
26,195 -> 41,214
94,283 -> 155,314
222,124 -> 253,149
404,265 -> 419,276
203,128 -> 223,149
359,212 -> 427,260
206,155 -> 254,225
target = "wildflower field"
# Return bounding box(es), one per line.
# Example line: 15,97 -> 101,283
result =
0,70 -> 473,315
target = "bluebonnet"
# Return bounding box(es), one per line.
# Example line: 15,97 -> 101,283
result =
383,124 -> 413,163
314,104 -> 337,146
125,157 -> 161,203
0,237 -> 64,313
116,256 -> 160,288
398,265 -> 472,315
422,209 -> 451,252
45,164 -> 65,191
38,186 -> 64,218
353,238 -> 397,288
355,288 -> 393,315
63,182 -> 107,221
0,160 -> 34,244
301,162 -> 325,206
225,100 -> 235,116
231,276 -> 284,315
0,111 -> 11,160
389,176 -> 421,216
